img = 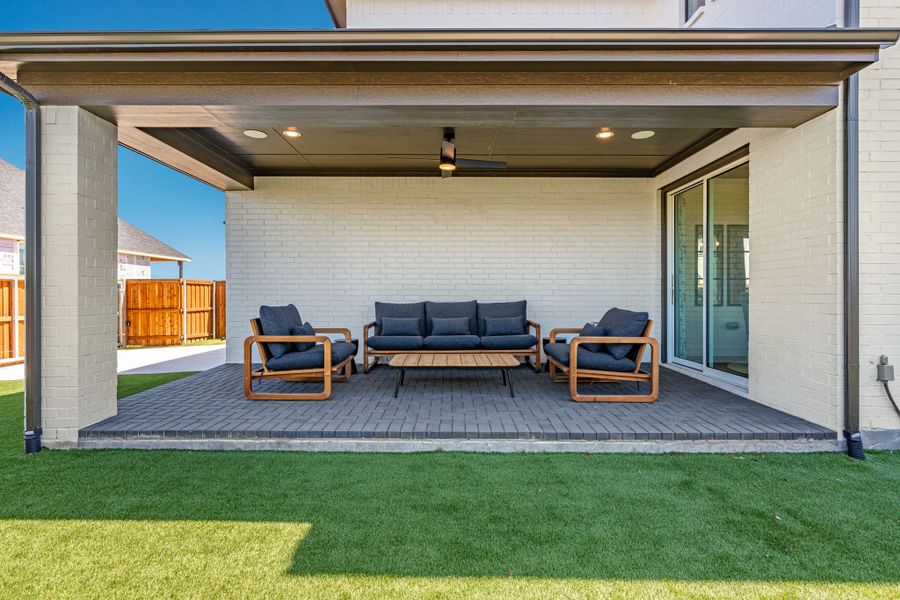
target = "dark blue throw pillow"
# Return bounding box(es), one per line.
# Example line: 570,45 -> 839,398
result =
431,317 -> 471,336
579,324 -> 606,353
484,316 -> 525,336
291,322 -> 316,352
381,317 -> 422,337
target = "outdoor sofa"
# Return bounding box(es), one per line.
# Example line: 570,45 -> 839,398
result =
243,304 -> 356,400
545,307 -> 659,402
363,300 -> 541,373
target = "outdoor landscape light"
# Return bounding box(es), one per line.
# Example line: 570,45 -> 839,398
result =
631,130 -> 656,140
595,128 -> 615,139
243,129 -> 268,139
282,128 -> 302,138
438,160 -> 457,172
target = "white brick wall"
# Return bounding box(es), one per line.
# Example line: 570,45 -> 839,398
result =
859,1 -> 900,430
226,176 -> 659,363
345,0 -> 680,28
653,115 -> 844,430
40,106 -> 118,445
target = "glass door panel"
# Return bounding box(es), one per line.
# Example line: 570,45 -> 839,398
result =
707,163 -> 749,377
672,184 -> 704,365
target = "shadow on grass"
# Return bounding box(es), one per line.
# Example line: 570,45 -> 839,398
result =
0,384 -> 898,584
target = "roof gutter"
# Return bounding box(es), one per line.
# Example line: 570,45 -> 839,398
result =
0,73 -> 41,454
844,2 -> 863,459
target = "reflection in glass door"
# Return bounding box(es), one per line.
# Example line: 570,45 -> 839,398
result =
672,184 -> 704,365
668,160 -> 749,382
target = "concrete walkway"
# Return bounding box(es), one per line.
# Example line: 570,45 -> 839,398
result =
0,344 -> 226,381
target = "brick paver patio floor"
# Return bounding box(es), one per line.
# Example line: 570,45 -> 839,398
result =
80,363 -> 836,442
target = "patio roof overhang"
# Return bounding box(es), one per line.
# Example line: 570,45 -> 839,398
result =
0,28 -> 897,190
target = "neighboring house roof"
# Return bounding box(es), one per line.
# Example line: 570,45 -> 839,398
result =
0,158 -> 25,239
117,218 -> 190,262
0,158 -> 190,262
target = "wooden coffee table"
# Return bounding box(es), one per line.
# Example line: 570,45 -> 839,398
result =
390,353 -> 520,398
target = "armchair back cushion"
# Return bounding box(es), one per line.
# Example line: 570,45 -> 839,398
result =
579,324 -> 606,353
597,308 -> 649,360
430,317 -> 472,336
375,302 -> 426,336
290,322 -> 317,352
381,317 -> 423,337
476,301 -> 527,337
259,304 -> 303,359
425,301 -> 477,335
484,316 -> 526,336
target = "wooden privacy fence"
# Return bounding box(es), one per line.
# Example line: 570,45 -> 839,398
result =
0,276 -> 25,365
120,279 -> 226,347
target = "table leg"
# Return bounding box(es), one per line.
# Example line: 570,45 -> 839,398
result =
501,369 -> 507,386
506,368 -> 515,398
394,368 -> 404,398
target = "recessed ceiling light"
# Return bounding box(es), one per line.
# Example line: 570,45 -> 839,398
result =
595,128 -> 615,140
282,128 -> 302,138
631,130 -> 656,140
243,129 -> 268,139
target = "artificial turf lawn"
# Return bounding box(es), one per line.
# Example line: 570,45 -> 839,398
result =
0,376 -> 898,598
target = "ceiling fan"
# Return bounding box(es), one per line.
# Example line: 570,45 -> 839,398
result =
437,127 -> 507,178
387,128 -> 508,177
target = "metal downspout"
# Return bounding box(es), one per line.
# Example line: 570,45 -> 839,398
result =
0,73 -> 42,454
844,0 -> 863,457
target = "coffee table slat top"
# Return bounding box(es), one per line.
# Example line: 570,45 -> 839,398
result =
391,353 -> 518,368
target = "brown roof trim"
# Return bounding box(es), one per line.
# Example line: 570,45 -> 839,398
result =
0,28 -> 897,52
324,0 -> 346,29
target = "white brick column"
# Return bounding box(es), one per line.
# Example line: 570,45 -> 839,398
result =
40,106 -> 118,446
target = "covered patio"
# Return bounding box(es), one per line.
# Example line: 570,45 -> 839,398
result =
80,364 -> 835,450
1,27 -> 896,450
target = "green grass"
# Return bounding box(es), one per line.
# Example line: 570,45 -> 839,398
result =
0,376 -> 897,598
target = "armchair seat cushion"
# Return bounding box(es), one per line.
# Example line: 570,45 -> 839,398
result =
258,304 -> 303,359
266,341 -> 357,372
479,334 -> 537,350
544,342 -> 636,373
366,335 -> 425,351
423,335 -> 481,350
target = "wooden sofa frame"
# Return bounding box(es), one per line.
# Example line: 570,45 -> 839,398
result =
546,320 -> 659,402
362,320 -> 542,374
243,319 -> 354,401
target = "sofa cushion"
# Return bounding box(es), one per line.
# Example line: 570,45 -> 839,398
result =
381,317 -> 423,337
544,342 -> 636,372
425,301 -> 477,335
431,317 -> 472,336
259,304 -> 303,359
290,322 -> 317,352
478,334 -> 537,350
375,302 -> 425,336
423,335 -> 481,350
476,301 -> 527,336
366,335 -> 425,351
484,316 -> 526,336
578,324 -> 606,353
597,308 -> 650,360
265,341 -> 357,372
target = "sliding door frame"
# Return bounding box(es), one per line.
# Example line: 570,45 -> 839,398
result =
659,145 -> 750,388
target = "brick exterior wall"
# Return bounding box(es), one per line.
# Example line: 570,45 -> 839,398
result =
345,0 -> 681,28
225,176 -> 659,364
40,106 -> 118,445
859,1 -> 900,430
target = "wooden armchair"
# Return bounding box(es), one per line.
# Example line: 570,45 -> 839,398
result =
546,320 -> 659,402
243,318 -> 355,401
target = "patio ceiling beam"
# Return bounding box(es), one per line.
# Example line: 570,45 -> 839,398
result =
118,126 -> 254,191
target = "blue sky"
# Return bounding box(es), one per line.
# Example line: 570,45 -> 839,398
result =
0,0 -> 334,279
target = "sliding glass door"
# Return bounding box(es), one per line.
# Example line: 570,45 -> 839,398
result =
668,160 -> 749,383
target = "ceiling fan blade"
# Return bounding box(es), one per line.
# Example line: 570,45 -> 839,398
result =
456,157 -> 508,169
